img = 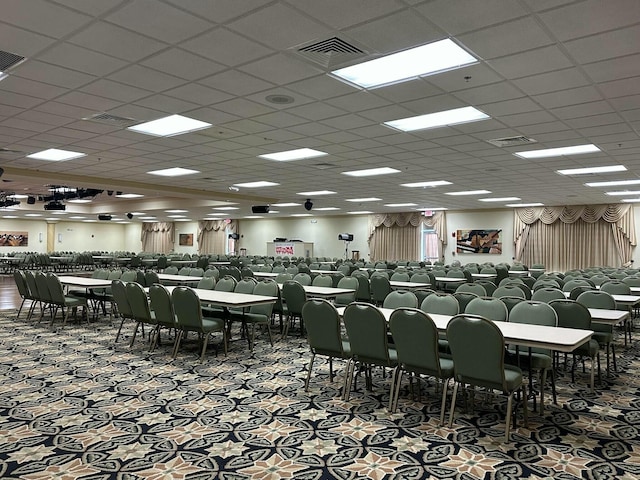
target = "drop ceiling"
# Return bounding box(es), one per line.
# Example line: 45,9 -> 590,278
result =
1,0 -> 640,223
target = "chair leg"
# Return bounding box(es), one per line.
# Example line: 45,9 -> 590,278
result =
343,359 -> 355,401
439,378 -> 450,426
172,331 -> 183,358
448,382 -> 460,428
505,391 -> 514,442
199,334 -> 209,363
305,353 -> 315,392
129,322 -> 140,347
388,367 -> 401,412
115,317 -> 127,343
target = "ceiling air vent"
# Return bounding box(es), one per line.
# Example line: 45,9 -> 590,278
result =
487,136 -> 537,147
83,112 -> 138,127
296,37 -> 367,68
0,50 -> 25,71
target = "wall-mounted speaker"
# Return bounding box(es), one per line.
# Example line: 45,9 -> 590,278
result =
27,196 -> 36,204
228,233 -> 240,240
126,213 -> 133,219
304,199 -> 313,211
251,205 -> 269,214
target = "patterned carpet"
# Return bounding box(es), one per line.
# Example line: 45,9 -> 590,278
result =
1,308 -> 640,480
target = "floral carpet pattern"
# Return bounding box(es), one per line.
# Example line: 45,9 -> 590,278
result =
1,309 -> 640,479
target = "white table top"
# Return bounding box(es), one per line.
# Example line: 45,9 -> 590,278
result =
163,285 -> 277,308
277,284 -> 355,298
58,276 -> 112,288
169,260 -> 197,266
564,291 -> 640,306
209,261 -> 231,265
508,270 -> 531,276
157,273 -> 202,283
310,269 -> 342,274
336,306 -> 592,353
588,308 -> 629,326
254,272 -> 280,278
434,276 -> 466,283
471,273 -> 497,279
390,281 -> 431,290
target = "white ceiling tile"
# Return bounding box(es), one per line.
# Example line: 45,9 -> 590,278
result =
214,98 -> 276,118
0,91 -> 46,110
229,3 -> 331,50
534,86 -> 603,109
513,68 -> 590,96
426,63 -> 503,92
1,0 -> 91,38
552,101 -> 614,120
199,70 -> 275,96
239,54 -> 323,85
165,0 -> 273,23
106,1 -> 213,42
287,75 -> 357,100
375,78 -> 443,103
583,54 -> 640,84
454,82 -> 525,105
481,97 -> 541,117
564,24 -> 640,64
181,28 -> 274,66
50,0 -> 123,15
0,76 -> 67,99
164,84 -> 233,106
458,17 -> 554,59
135,94 -> 200,114
107,65 -> 185,92
37,43 -> 128,77
599,76 -> 640,99
80,79 -> 152,103
141,49 -> 225,81
67,22 -> 166,61
488,45 -> 573,80
283,0 -> 406,30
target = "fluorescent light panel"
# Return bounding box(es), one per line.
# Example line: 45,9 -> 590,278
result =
67,199 -> 92,204
606,190 -> 640,196
585,179 -> 640,187
259,148 -> 328,162
127,114 -> 211,137
515,144 -> 600,159
115,193 -> 144,198
233,181 -> 279,188
212,206 -> 239,211
384,106 -> 489,132
347,211 -> 373,215
272,203 -> 301,207
416,207 -> 448,211
479,197 -> 521,202
291,213 -> 312,217
331,38 -> 478,89
445,190 -> 491,196
147,167 -> 199,177
401,180 -> 452,188
27,148 -> 86,161
621,198 -> 640,203
557,165 -> 626,175
296,190 -> 336,196
505,203 -> 544,207
165,210 -> 188,213
384,203 -> 417,207
313,207 -> 340,211
345,197 -> 381,202
341,167 -> 400,177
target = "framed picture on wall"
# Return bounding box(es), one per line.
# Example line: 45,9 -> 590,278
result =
179,233 -> 194,246
0,231 -> 28,247
456,229 -> 502,254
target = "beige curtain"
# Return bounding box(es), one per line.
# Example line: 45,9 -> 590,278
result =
513,205 -> 636,271
197,220 -> 237,254
140,222 -> 174,253
368,211 -> 447,261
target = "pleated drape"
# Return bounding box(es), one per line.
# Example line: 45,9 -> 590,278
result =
513,205 -> 636,271
197,220 -> 237,254
140,222 -> 174,253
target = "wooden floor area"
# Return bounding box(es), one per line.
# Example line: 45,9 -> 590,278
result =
0,275 -> 22,310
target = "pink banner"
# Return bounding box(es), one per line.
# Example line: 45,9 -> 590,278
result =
275,243 -> 294,255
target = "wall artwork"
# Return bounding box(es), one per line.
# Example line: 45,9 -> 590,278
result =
179,233 -> 194,246
456,229 -> 502,254
0,231 -> 28,247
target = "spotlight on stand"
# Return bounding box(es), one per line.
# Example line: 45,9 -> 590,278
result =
338,233 -> 354,241
228,233 -> 240,240
304,199 -> 313,211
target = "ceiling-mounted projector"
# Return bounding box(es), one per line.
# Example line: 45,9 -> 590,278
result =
98,214 -> 112,221
44,201 -> 65,211
252,205 -> 269,214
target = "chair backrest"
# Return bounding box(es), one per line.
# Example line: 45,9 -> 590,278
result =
562,278 -> 593,292
293,273 -> 312,286
250,280 -> 278,316
531,287 -> 566,303
215,276 -> 237,292
447,269 -> 465,278
480,267 -> 497,274
107,269 -> 122,281
13,270 -> 29,298
204,268 -> 219,279
24,271 -> 39,300
282,281 -> 307,315
197,277 -> 216,290
241,267 -> 255,278
576,290 -> 616,309
409,272 -> 431,284
302,299 -> 346,356
120,270 -> 138,283
447,314 -> 508,390
343,303 -> 393,366
149,284 -> 176,327
111,280 -> 132,317
475,279 -> 496,296
371,271 -> 389,279
227,266 -> 241,281
622,276 -> 640,287
383,290 -> 418,309
420,293 -> 459,315
549,299 -> 592,330
509,300 -> 557,327
45,273 -> 65,304
156,256 -> 168,269
312,274 -> 333,287
413,288 -> 436,307
178,266 -> 192,276
452,291 -> 479,313
172,287 -> 202,329
164,266 -> 179,275
334,276 -> 358,306
126,282 -> 153,322
390,308 -> 442,374
600,280 -> 631,295
35,272 -> 52,302
275,272 -> 293,283
144,270 -> 160,286
370,275 -> 391,303
532,279 -> 561,291
353,274 -> 371,302
390,272 -> 410,282
189,267 -> 204,277
285,265 -> 299,275
465,296 -> 509,322
493,285 -> 525,299
590,274 -> 611,287
234,278 -> 257,295
456,282 -> 486,296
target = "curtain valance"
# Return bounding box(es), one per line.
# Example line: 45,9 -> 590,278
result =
368,211 -> 447,245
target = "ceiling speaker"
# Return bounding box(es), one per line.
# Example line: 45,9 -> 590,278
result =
126,212 -> 133,219
304,199 -> 313,211
252,205 -> 270,214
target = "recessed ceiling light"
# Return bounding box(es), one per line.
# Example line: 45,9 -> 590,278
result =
330,38 -> 478,89
147,167 -> 200,177
556,165 -> 626,175
27,148 -> 86,161
67,199 -> 92,204
505,202 -> 544,207
25,213 -> 42,217
115,193 -> 144,198
212,206 -> 239,211
116,222 -> 131,224
514,144 -> 600,159
167,215 -> 186,218
8,194 -> 28,199
384,106 -> 489,132
585,179 -> 640,187
233,181 -> 279,188
129,212 -> 145,216
272,203 -> 301,207
2,215 -> 18,218
138,216 -> 156,220
479,197 -> 521,202
606,190 -> 640,196
621,198 -> 640,203
127,114 -> 211,137
83,219 -> 98,223
415,207 -> 448,211
51,211 -> 67,215
296,190 -> 336,196
347,211 -> 373,214
174,218 -> 191,221
268,210 -> 280,214
165,209 -> 188,213
0,72 -> 8,82
445,190 -> 491,196
259,148 -> 328,162
384,203 -> 417,207
313,207 -> 340,211
341,167 -> 401,177
291,213 -> 312,217
401,180 -> 452,188
345,197 -> 381,202
244,215 -> 264,219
